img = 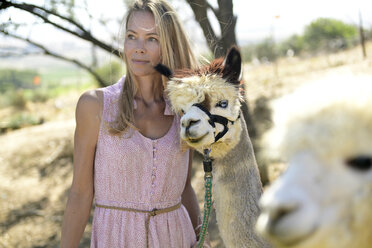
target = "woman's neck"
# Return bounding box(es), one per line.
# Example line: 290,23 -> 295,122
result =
134,74 -> 164,105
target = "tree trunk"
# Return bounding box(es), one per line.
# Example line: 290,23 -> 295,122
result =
215,0 -> 237,57
185,0 -> 237,58
359,10 -> 367,59
185,0 -> 221,56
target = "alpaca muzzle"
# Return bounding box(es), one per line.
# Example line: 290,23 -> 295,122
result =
192,103 -> 240,143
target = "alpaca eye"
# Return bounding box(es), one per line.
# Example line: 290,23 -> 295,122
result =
181,109 -> 185,114
346,156 -> 372,171
216,100 -> 228,108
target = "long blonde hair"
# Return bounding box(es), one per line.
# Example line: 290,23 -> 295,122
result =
109,0 -> 197,135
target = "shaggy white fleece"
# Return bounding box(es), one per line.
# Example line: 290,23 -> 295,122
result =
257,74 -> 372,248
265,74 -> 372,162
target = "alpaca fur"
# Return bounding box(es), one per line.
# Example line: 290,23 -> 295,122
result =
164,48 -> 271,248
167,74 -> 242,158
256,75 -> 372,248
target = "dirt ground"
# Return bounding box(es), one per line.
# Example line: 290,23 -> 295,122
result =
1,44 -> 372,248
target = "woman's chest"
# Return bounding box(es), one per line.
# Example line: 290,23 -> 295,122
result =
134,108 -> 174,140
94,132 -> 190,200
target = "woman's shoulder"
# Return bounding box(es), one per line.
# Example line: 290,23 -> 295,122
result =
76,89 -> 104,122
78,89 -> 103,108
76,76 -> 125,111
75,76 -> 125,120
74,90 -> 102,149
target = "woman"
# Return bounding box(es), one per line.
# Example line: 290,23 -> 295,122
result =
61,0 -> 210,247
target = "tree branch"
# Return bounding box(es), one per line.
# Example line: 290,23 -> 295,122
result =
0,50 -> 43,58
2,0 -> 121,58
0,30 -> 107,87
185,0 -> 223,57
206,1 -> 219,19
0,1 -> 11,10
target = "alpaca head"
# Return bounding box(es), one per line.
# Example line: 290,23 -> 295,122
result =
155,47 -> 243,158
256,75 -> 372,248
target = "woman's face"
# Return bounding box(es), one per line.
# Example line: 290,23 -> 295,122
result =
124,11 -> 161,77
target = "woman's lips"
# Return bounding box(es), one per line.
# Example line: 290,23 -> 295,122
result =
132,59 -> 149,64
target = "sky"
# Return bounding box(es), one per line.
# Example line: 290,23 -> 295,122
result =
1,0 -> 372,61
233,0 -> 372,44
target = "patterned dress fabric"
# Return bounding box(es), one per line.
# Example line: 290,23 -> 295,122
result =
90,76 -> 196,248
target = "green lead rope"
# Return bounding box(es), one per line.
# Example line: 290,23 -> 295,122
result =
197,149 -> 213,248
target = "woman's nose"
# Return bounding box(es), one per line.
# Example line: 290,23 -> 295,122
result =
135,40 -> 145,54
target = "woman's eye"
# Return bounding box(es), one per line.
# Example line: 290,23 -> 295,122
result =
148,37 -> 158,42
346,156 -> 372,171
127,34 -> 135,40
216,100 -> 228,108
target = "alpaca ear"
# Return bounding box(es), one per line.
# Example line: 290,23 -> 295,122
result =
154,63 -> 173,78
222,46 -> 242,85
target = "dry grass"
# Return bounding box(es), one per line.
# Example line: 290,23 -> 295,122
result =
1,42 -> 372,247
244,42 -> 372,102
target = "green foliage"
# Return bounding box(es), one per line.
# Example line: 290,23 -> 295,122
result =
241,45 -> 254,63
30,89 -> 50,103
366,26 -> 372,40
303,18 -> 358,52
0,113 -> 41,133
10,90 -> 28,109
240,39 -> 278,63
94,61 -> 124,86
254,38 -> 278,62
0,69 -> 38,92
278,35 -> 305,57
0,67 -> 93,109
0,88 -> 48,109
240,38 -> 277,63
241,18 -> 360,62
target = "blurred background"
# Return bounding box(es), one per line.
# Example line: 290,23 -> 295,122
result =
1,0 -> 371,247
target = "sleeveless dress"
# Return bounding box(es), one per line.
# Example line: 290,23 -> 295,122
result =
90,76 -> 196,248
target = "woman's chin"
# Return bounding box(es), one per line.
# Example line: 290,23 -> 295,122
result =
131,70 -> 158,78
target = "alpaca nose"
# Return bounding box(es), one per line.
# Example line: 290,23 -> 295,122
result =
181,118 -> 200,129
269,202 -> 299,224
260,200 -> 300,233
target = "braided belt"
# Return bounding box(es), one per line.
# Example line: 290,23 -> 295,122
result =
96,202 -> 182,248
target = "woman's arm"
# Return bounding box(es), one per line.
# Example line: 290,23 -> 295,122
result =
181,150 -> 211,247
60,90 -> 102,248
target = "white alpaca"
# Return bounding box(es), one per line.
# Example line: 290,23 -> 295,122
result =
256,75 -> 372,248
156,48 -> 271,248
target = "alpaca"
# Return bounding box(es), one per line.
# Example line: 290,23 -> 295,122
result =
255,75 -> 372,248
156,47 -> 271,248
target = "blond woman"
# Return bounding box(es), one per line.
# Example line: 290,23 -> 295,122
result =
61,0 -> 210,247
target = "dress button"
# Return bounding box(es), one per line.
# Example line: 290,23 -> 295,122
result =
152,183 -> 156,188
151,175 -> 156,180
150,192 -> 154,196
154,157 -> 157,161
153,148 -> 157,152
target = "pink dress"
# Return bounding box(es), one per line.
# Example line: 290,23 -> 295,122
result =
90,76 -> 196,248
